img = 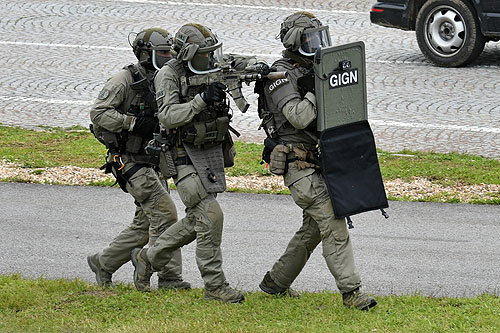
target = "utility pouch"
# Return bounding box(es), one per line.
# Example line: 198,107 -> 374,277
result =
269,144 -> 290,175
159,148 -> 177,178
126,135 -> 144,154
183,126 -> 197,144
216,116 -> 230,142
89,124 -> 104,145
192,123 -> 206,146
222,131 -> 236,168
294,160 -> 320,170
292,146 -> 321,170
205,120 -> 217,143
293,146 -> 308,161
101,130 -> 120,152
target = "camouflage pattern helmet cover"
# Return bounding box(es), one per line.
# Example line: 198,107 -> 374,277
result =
279,11 -> 331,56
172,23 -> 223,73
131,28 -> 174,69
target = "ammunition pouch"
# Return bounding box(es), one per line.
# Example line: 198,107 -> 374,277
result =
181,116 -> 230,146
269,144 -> 290,175
90,124 -> 122,153
143,136 -> 177,178
90,121 -> 152,160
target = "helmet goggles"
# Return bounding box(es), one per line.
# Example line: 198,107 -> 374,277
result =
298,26 -> 331,57
152,49 -> 172,70
149,35 -> 173,70
187,41 -> 224,74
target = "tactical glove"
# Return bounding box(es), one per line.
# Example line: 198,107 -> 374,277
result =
200,82 -> 226,104
297,71 -> 315,94
132,116 -> 158,138
254,62 -> 271,75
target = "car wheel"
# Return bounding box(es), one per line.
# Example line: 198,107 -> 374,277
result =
415,0 -> 486,67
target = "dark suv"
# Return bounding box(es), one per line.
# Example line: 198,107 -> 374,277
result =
370,0 -> 500,67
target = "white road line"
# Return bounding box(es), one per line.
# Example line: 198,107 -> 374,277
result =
0,96 -> 92,106
2,41 -> 497,69
1,41 -> 489,68
0,42 -> 425,65
370,120 -> 500,134
111,0 -> 368,15
0,42 -> 419,66
0,41 -> 128,51
0,95 -> 498,134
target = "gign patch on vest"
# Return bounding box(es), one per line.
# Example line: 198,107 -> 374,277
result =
268,78 -> 289,94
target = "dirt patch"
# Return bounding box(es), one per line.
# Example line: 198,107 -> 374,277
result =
1,161 -> 498,202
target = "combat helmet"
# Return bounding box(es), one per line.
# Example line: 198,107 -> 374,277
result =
171,23 -> 223,74
130,28 -> 174,70
279,11 -> 332,57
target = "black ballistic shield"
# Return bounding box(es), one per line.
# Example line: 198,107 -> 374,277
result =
319,120 -> 388,218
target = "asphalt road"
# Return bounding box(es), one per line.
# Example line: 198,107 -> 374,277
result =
1,0 -> 499,158
1,182 -> 499,297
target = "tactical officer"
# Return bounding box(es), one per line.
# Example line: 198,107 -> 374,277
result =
130,23 -> 245,303
256,12 -> 377,310
87,28 -> 190,290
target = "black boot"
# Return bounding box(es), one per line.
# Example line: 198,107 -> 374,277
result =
259,271 -> 300,297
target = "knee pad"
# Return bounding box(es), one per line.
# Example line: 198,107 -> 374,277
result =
158,193 -> 178,224
331,217 -> 348,242
207,199 -> 224,241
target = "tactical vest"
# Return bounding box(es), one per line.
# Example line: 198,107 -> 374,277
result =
91,63 -> 157,159
122,63 -> 158,155
166,60 -> 230,147
260,58 -> 317,148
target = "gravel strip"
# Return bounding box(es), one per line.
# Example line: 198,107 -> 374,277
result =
1,161 -> 498,203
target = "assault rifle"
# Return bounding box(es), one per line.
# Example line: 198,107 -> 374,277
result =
180,63 -> 287,113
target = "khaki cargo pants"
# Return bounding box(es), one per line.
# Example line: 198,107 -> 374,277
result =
98,162 -> 183,281
147,164 -> 227,290
268,164 -> 362,294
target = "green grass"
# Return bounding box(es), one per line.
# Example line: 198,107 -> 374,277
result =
2,125 -> 498,184
0,125 -> 106,168
227,141 -> 268,177
378,150 -> 500,186
1,275 -> 498,332
1,125 -> 499,203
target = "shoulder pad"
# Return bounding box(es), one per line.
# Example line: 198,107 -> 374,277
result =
123,63 -> 138,75
272,58 -> 296,71
123,63 -> 146,85
166,59 -> 186,78
267,77 -> 291,95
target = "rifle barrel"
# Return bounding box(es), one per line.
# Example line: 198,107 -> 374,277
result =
267,71 -> 287,80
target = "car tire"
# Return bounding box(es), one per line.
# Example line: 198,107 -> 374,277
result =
415,0 -> 486,67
